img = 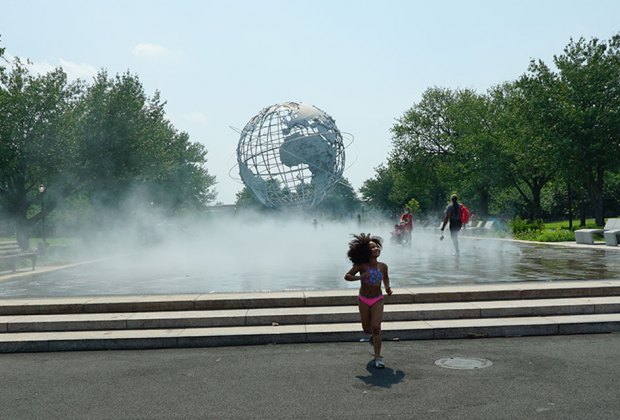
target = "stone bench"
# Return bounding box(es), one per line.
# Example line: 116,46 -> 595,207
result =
604,230 -> 620,246
575,218 -> 620,245
0,241 -> 37,272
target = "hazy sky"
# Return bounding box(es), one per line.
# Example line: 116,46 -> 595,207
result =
2,0 -> 619,204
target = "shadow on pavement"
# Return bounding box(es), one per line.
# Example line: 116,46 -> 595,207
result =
356,359 -> 406,389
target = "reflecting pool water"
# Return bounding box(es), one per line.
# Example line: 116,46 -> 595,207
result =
1,224 -> 619,298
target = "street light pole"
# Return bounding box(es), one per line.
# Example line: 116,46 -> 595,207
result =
39,184 -> 47,246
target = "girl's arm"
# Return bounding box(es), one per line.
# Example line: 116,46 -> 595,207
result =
382,263 -> 392,295
344,265 -> 362,281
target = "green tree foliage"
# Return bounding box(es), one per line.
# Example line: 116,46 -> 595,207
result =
0,59 -> 216,246
405,198 -> 420,215
489,81 -> 560,219
362,33 -> 620,225
359,165 -> 398,214
312,177 -> 362,219
388,87 -> 504,217
75,72 -> 216,217
388,88 -> 456,213
234,186 -> 263,210
551,35 -> 620,225
441,88 -> 505,216
0,59 -> 81,247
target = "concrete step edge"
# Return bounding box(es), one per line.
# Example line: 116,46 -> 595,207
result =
2,297 -> 620,333
2,280 -> 620,315
1,313 -> 620,353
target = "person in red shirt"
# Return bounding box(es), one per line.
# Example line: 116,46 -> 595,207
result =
399,207 -> 413,244
400,207 -> 413,231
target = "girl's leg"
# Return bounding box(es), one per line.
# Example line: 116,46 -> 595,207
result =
358,300 -> 371,335
369,299 -> 385,359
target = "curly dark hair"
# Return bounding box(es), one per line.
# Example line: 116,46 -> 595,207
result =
347,233 -> 383,264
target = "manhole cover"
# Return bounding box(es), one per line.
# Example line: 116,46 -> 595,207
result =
435,357 -> 493,370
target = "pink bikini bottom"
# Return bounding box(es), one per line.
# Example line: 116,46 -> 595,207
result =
358,294 -> 384,307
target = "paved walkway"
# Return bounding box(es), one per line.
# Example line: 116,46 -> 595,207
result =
1,239 -> 619,418
0,333 -> 618,419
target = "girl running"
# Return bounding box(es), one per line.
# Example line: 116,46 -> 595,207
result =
344,233 -> 392,368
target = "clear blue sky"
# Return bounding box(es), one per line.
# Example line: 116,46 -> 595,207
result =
2,0 -> 619,204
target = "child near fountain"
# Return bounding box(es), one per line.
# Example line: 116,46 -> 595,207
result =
344,233 -> 392,368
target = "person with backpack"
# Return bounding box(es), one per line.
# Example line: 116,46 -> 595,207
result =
440,194 -> 466,256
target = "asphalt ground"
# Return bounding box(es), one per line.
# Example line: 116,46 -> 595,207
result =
1,333 -> 619,419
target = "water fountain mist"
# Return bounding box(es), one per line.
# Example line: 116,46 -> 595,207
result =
1,215 -> 619,298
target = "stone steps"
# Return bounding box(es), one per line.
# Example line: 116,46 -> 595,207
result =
2,280 -> 620,315
1,280 -> 620,353
2,313 -> 619,353
2,296 -> 619,333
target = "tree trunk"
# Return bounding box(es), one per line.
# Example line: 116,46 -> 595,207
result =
15,214 -> 31,250
531,186 -> 542,220
10,168 -> 32,249
593,166 -> 605,226
567,182 -> 573,229
477,189 -> 490,218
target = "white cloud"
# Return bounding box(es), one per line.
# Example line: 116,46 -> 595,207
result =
59,59 -> 98,80
131,43 -> 168,58
25,58 -> 55,75
183,112 -> 208,124
4,53 -> 98,81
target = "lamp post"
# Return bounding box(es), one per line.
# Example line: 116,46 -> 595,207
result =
39,184 -> 47,246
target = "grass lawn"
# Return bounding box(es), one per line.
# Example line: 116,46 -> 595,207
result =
515,217 -> 619,242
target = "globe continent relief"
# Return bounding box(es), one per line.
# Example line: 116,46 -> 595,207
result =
236,102 -> 345,209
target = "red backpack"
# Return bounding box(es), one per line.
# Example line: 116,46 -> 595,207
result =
460,204 -> 470,224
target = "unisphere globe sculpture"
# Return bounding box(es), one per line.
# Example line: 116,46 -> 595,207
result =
236,101 -> 346,209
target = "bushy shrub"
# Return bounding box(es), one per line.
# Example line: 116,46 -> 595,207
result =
510,216 -> 545,238
535,229 -> 576,242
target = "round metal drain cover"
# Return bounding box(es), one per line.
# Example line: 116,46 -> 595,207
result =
435,357 -> 492,370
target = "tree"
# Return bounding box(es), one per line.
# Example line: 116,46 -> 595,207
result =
0,62 -> 217,247
489,81 -> 559,220
538,35 -> 620,225
0,59 -> 81,248
75,73 -> 216,215
388,87 -> 506,217
149,133 -> 216,213
235,186 -> 263,210
359,165 -> 398,214
312,177 -> 362,219
360,34 -> 620,225
442,88 -> 506,217
388,88 -> 459,213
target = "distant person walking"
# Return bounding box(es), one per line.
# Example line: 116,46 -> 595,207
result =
344,233 -> 392,369
440,194 -> 463,256
400,207 -> 413,244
